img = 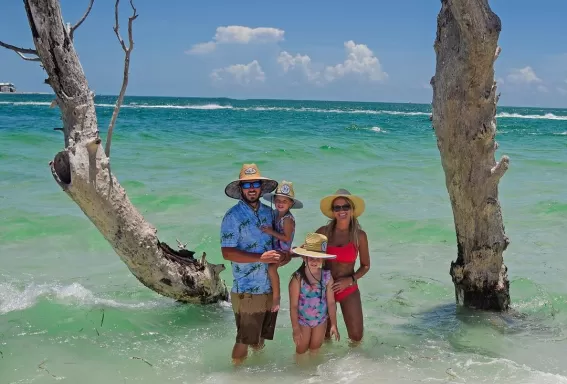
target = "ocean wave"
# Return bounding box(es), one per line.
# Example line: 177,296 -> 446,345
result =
0,282 -> 166,314
2,100 -> 567,120
496,112 -> 567,121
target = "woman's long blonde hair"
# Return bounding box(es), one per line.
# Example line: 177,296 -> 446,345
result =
322,197 -> 362,249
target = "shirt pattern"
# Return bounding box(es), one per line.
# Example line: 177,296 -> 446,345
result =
220,200 -> 274,294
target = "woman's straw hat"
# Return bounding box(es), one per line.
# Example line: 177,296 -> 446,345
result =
292,233 -> 336,259
262,180 -> 303,209
320,189 -> 365,219
224,163 -> 278,199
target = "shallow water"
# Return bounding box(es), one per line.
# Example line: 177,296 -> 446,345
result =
1,94 -> 566,383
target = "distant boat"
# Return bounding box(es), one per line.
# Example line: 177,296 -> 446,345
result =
0,82 -> 16,93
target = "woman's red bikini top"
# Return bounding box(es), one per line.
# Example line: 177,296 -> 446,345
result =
326,242 -> 357,263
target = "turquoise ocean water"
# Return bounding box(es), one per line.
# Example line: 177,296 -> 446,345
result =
1,94 -> 566,383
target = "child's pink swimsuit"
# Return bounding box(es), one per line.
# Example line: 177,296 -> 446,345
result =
296,270 -> 331,328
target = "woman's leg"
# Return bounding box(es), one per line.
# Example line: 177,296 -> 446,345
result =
339,289 -> 363,343
308,320 -> 328,353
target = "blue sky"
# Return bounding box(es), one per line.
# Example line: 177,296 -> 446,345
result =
1,0 -> 567,107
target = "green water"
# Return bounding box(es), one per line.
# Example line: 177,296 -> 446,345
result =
1,94 -> 566,383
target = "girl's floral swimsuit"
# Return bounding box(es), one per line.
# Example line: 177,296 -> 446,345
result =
296,269 -> 332,328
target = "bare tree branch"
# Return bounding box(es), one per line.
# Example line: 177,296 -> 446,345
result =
105,0 -> 138,158
69,0 -> 95,41
0,40 -> 40,61
16,51 -> 41,61
0,40 -> 37,54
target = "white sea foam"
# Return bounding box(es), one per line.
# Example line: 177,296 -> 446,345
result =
0,282 -> 166,314
2,100 -> 567,120
496,112 -> 567,120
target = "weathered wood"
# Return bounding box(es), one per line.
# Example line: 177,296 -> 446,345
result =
431,0 -> 510,311
23,0 -> 228,304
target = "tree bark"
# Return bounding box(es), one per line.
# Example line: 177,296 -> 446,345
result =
431,0 -> 510,311
23,0 -> 228,304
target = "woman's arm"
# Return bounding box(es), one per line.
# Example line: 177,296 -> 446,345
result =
326,275 -> 338,327
352,230 -> 370,282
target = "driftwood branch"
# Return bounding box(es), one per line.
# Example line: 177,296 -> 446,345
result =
490,155 -> 509,181
0,40 -> 41,61
24,0 -> 228,304
432,0 -> 510,311
69,0 -> 95,41
0,40 -> 37,54
16,51 -> 42,61
105,0 -> 138,158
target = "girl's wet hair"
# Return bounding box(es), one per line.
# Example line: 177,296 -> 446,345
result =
292,259 -> 325,301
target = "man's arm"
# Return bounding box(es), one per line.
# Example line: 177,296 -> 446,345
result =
221,247 -> 279,263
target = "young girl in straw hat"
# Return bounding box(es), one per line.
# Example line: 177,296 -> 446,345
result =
261,181 -> 302,312
289,233 -> 340,355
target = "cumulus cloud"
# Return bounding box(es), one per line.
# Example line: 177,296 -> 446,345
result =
210,60 -> 266,85
537,85 -> 549,93
324,41 -> 388,82
277,41 -> 387,85
506,66 -> 542,84
187,26 -> 284,55
277,51 -> 321,84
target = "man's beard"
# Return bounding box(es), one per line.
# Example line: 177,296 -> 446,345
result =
241,192 -> 260,205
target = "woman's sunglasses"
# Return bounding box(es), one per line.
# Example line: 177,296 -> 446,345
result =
241,181 -> 262,189
332,204 -> 352,212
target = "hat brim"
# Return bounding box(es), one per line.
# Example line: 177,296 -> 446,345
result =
320,193 -> 365,218
262,193 -> 303,209
292,247 -> 336,259
225,178 -> 278,200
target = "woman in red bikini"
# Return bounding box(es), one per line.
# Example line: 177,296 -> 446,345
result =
316,189 -> 370,343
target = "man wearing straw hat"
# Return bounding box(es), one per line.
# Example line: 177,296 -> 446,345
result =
220,163 -> 290,362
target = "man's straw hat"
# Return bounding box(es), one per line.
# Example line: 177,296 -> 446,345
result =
224,163 -> 278,200
262,180 -> 303,209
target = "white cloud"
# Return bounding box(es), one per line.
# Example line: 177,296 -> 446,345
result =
187,26 -> 284,55
210,60 -> 266,85
506,66 -> 542,85
537,85 -> 549,93
324,41 -> 388,82
188,42 -> 216,55
277,41 -> 387,85
277,51 -> 321,84
556,87 -> 567,95
496,77 -> 505,85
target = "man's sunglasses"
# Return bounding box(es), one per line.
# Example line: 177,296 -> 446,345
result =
241,181 -> 262,189
332,204 -> 351,212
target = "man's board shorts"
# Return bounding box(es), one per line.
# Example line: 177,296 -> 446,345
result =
231,292 -> 278,345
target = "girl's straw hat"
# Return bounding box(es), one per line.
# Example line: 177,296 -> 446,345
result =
292,233 -> 336,259
224,163 -> 278,200
262,180 -> 303,209
320,188 -> 365,219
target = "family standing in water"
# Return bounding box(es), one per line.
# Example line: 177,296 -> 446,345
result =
220,163 -> 370,363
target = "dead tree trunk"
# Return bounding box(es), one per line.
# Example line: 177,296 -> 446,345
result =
431,0 -> 510,311
15,0 -> 228,304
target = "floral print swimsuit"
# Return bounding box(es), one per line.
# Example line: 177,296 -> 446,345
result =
296,269 -> 331,328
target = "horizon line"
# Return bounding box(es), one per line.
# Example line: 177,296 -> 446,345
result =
1,91 -> 566,110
